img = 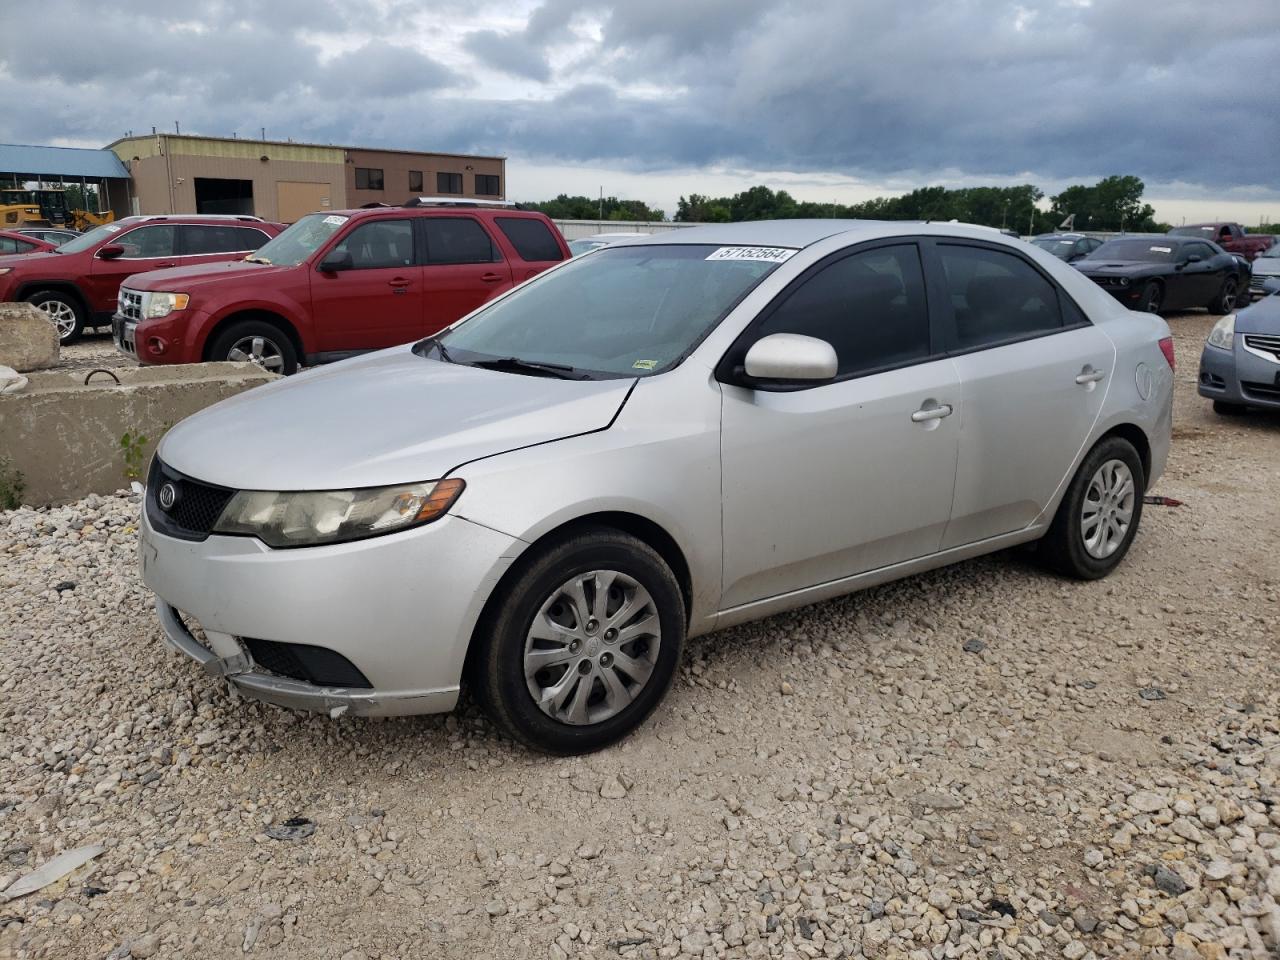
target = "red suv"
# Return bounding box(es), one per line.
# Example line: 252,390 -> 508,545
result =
0,215 -> 281,344
113,200 -> 570,375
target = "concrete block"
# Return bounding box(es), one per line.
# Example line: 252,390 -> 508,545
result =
0,302 -> 59,372
0,362 -> 279,505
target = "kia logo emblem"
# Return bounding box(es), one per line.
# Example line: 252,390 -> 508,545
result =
158,482 -> 178,511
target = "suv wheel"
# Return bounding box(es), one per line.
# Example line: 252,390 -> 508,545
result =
470,527 -> 685,754
25,290 -> 85,344
209,321 -> 298,375
1039,436 -> 1145,580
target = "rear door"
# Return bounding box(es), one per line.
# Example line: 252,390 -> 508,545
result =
420,216 -> 513,335
493,216 -> 568,283
929,240 -> 1115,548
86,223 -> 177,313
309,217 -> 424,352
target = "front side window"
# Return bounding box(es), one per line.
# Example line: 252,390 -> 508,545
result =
117,225 -> 176,259
331,220 -> 414,268
753,244 -> 931,378
409,170 -> 423,193
437,244 -> 780,378
355,167 -> 384,191
424,218 -> 498,264
437,172 -> 462,194
475,174 -> 500,196
937,244 -> 1063,349
496,217 -> 564,262
0,237 -> 21,254
1184,242 -> 1216,261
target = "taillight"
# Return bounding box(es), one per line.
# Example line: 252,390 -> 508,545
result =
1158,336 -> 1175,371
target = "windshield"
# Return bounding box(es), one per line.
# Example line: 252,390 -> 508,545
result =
1260,242 -> 1280,259
55,221 -> 132,254
1167,226 -> 1217,237
247,213 -> 349,266
435,244 -> 786,378
1087,239 -> 1176,262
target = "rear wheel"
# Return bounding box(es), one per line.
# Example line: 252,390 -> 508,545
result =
469,527 -> 685,754
208,320 -> 297,375
1138,281 -> 1162,314
1207,277 -> 1238,315
1213,399 -> 1247,416
25,289 -> 84,344
1040,436 -> 1145,580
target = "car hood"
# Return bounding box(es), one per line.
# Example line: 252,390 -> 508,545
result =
158,348 -> 636,490
0,249 -> 60,270
1075,261 -> 1165,276
1234,293 -> 1280,333
124,259 -> 292,292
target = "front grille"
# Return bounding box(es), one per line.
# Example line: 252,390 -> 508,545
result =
1241,380 -> 1280,402
242,638 -> 372,688
1242,334 -> 1280,362
146,457 -> 237,541
118,288 -> 143,323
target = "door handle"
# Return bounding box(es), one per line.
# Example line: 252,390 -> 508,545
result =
157,262 -> 175,269
480,272 -> 504,283
1075,367 -> 1106,385
911,402 -> 953,423
387,277 -> 411,287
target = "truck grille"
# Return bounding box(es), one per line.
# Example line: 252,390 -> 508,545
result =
1243,334 -> 1280,362
146,457 -> 237,541
118,288 -> 143,322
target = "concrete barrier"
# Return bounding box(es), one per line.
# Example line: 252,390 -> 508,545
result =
0,302 -> 59,373
0,363 -> 278,506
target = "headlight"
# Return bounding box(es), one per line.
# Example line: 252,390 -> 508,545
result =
1118,277 -> 1130,287
1207,314 -> 1235,351
211,478 -> 464,548
143,291 -> 190,319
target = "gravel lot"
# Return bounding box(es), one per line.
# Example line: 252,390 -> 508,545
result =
2,316 -> 1277,960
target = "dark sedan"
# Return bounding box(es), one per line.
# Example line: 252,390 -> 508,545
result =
1075,235 -> 1247,315
1198,282 -> 1280,415
1031,233 -> 1103,262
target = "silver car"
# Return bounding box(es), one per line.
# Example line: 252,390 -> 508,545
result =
141,220 -> 1174,754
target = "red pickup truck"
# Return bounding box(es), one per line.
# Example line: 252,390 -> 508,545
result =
114,200 -> 569,374
1168,223 -> 1275,261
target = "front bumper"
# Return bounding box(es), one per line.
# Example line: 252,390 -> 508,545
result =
141,503 -> 523,717
1198,339 -> 1280,409
112,312 -> 137,360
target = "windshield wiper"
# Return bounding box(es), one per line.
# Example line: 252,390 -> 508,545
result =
420,337 -> 454,364
467,356 -> 584,379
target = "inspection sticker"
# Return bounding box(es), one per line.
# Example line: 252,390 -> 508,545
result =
103,224 -> 121,233
632,359 -> 657,370
1150,245 -> 1172,253
323,215 -> 348,226
706,246 -> 797,264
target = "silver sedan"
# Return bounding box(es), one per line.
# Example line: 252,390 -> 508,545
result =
140,220 -> 1173,753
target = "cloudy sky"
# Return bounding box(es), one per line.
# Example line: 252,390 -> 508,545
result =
2,0 -> 1277,223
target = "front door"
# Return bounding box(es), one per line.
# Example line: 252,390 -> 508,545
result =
421,217 -> 514,335
928,240 -> 1116,548
310,218 -> 424,352
87,223 -> 177,313
719,242 -> 960,609
1172,241 -> 1225,308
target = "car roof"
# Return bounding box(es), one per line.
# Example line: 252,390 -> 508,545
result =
1037,233 -> 1085,240
323,205 -> 545,220
615,218 -> 1040,250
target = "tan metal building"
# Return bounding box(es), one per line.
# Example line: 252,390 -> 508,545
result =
105,134 -> 506,223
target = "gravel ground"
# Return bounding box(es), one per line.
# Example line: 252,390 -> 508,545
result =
55,333 -> 132,372
2,312 -> 1277,960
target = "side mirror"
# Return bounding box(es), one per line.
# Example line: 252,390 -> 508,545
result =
97,244 -> 124,260
318,250 -> 353,273
1186,254 -> 1203,264
743,333 -> 838,383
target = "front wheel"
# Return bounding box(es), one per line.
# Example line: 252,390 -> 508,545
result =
469,527 -> 685,754
1207,278 -> 1238,316
207,320 -> 298,375
25,289 -> 85,344
1039,436 -> 1145,580
1138,281 -> 1162,314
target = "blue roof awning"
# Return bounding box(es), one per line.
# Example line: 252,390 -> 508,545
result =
0,143 -> 130,179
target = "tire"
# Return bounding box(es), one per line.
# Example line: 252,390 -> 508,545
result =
1213,399 -> 1247,416
1039,436 -> 1145,580
207,320 -> 298,375
1137,281 -> 1162,314
469,526 -> 685,755
1206,277 -> 1238,315
25,289 -> 85,344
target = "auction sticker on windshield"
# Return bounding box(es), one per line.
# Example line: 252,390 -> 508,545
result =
323,215 -> 348,226
1150,246 -> 1172,253
706,246 -> 796,263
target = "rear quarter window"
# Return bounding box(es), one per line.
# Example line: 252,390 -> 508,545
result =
495,217 -> 565,263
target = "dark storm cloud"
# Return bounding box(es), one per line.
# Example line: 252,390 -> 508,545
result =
1,0 -> 1277,195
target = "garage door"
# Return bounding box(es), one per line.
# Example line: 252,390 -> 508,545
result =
276,181 -> 332,224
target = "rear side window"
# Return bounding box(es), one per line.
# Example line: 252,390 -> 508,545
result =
756,244 -> 932,378
936,244 -> 1063,350
424,218 -> 499,265
496,217 -> 565,263
331,220 -> 414,268
117,225 -> 176,259
182,225 -> 270,254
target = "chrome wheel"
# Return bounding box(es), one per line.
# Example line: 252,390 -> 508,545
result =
1081,459 -> 1135,559
226,335 -> 285,372
37,299 -> 77,339
524,570 -> 661,726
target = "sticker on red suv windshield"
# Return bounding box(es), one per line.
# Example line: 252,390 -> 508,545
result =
706,246 -> 796,264
323,215 -> 347,226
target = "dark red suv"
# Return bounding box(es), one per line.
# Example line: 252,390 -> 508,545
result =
0,215 -> 281,343
113,200 -> 570,374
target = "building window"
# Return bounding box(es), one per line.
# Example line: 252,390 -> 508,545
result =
475,174 -> 501,196
409,170 -> 423,193
437,172 -> 463,194
355,167 -> 384,191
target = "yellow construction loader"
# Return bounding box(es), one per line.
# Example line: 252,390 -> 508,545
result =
0,188 -> 114,231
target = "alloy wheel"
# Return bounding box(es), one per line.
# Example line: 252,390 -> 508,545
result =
1081,459 -> 1135,560
226,335 -> 285,372
1221,281 -> 1237,312
37,300 -> 77,339
523,570 -> 661,726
